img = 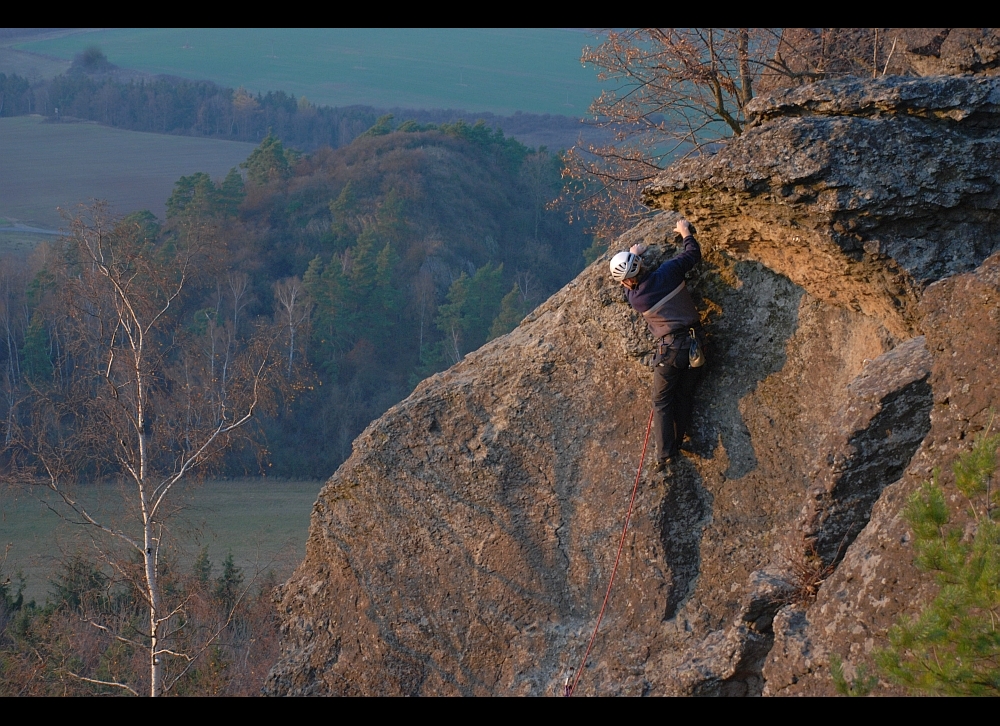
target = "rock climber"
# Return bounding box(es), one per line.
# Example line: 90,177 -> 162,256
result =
609,218 -> 705,475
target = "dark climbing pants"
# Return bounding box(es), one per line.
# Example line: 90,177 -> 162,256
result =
652,347 -> 702,463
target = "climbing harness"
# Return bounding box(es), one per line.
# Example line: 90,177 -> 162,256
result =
565,408 -> 655,697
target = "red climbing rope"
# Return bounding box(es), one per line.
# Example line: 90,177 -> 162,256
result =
566,407 -> 655,697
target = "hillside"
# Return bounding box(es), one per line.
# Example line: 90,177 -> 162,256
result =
0,121 -> 591,480
264,76 -> 1000,695
244,123 -> 591,476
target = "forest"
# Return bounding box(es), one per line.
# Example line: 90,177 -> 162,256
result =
0,100 -> 595,694
1,118 -> 592,479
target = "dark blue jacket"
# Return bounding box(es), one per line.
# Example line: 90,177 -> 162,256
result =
625,235 -> 701,341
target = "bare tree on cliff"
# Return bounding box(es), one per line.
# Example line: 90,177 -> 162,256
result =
4,205 -> 287,696
562,28 -> 907,240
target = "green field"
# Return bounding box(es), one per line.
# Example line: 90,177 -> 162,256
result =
0,479 -> 323,604
0,115 -> 256,229
17,28 -> 604,117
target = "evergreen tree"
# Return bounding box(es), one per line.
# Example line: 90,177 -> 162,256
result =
829,653 -> 877,696
488,283 -> 527,341
397,119 -> 436,133
876,431 -> 1000,695
240,132 -> 291,186
217,168 -> 246,218
166,172 -> 218,219
461,263 -> 504,350
373,242 -> 402,344
583,236 -> 609,266
121,210 -> 161,241
439,119 -> 529,170
25,267 -> 55,310
436,272 -> 470,365
214,552 -> 244,610
303,255 -> 347,376
435,263 -> 505,361
0,563 -> 25,612
21,309 -> 51,384
193,547 -> 212,585
375,243 -> 400,301
165,168 -> 245,221
51,555 -> 110,613
376,188 -> 408,244
348,227 -> 380,296
0,72 -> 31,117
360,114 -> 394,137
329,181 -> 358,238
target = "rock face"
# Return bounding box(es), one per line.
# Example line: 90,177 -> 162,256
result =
266,76 -> 1000,696
645,76 -> 1000,340
900,28 -> 1000,77
763,251 -> 1000,695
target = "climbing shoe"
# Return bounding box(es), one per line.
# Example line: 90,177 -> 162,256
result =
651,458 -> 675,476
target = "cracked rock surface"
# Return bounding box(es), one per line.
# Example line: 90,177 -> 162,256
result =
266,76 -> 1000,696
763,251 -> 1000,695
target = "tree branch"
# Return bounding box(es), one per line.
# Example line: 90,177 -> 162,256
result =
65,671 -> 140,696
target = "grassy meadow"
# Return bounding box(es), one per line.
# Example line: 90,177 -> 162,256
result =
0,479 -> 323,604
17,28 -> 604,117
0,116 -> 257,229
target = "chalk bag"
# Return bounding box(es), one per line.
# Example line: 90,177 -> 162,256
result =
688,328 -> 705,368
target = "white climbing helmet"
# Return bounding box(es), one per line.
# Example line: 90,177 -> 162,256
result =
609,250 -> 641,282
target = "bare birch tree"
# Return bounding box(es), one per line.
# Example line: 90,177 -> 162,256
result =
273,277 -> 313,378
5,205 -> 285,696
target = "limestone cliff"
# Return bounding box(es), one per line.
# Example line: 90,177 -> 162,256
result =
265,76 -> 1000,696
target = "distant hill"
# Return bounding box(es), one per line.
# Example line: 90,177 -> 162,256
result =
1,65 -> 611,161
229,122 -> 593,476
0,121 -> 594,479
